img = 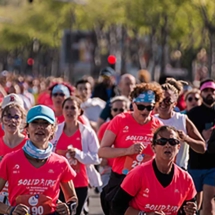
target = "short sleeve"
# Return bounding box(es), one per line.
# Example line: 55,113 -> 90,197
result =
121,165 -> 142,197
60,158 -> 77,183
0,154 -> 9,181
185,173 -> 197,201
97,123 -> 107,141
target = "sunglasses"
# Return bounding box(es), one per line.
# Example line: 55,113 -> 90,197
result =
52,93 -> 65,97
161,97 -> 174,106
135,103 -> 154,111
187,97 -> 199,102
31,120 -> 50,126
3,114 -> 20,120
155,138 -> 180,146
112,108 -> 125,113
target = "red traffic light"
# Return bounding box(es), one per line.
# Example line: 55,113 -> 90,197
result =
107,55 -> 117,65
27,58 -> 34,66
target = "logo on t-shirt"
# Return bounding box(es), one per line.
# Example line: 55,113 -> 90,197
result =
123,126 -> 129,133
143,188 -> 149,197
28,195 -> 39,206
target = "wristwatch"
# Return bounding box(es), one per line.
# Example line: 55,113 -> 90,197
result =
67,201 -> 77,215
138,211 -> 147,215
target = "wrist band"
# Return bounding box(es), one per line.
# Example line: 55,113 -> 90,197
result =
138,211 -> 146,215
9,207 -> 16,215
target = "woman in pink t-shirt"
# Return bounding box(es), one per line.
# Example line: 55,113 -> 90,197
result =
0,105 -> 77,215
98,83 -> 164,215
0,94 -> 28,208
112,125 -> 197,215
52,96 -> 101,215
97,96 -> 131,189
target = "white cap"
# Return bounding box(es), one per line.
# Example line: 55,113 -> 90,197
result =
1,93 -> 24,109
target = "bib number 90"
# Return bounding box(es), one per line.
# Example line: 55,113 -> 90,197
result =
31,206 -> 44,215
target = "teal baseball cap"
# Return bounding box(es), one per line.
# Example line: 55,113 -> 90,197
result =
27,105 -> 56,124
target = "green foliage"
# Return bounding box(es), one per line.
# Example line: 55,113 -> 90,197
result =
0,0 -> 215,52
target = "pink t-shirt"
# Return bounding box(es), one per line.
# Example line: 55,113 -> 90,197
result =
107,112 -> 163,175
121,160 -> 196,215
0,136 -> 28,158
55,130 -> 88,188
97,121 -> 114,167
0,149 -> 76,214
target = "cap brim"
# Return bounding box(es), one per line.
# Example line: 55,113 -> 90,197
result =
27,116 -> 55,124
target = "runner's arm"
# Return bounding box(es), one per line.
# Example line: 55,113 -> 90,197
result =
60,180 -> 78,204
99,130 -> 129,158
0,177 -> 13,214
185,116 -> 206,153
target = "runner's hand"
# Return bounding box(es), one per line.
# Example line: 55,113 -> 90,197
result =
11,204 -> 29,215
183,202 -> 197,215
126,143 -> 145,155
178,130 -> 189,142
67,146 -> 76,158
56,201 -> 70,215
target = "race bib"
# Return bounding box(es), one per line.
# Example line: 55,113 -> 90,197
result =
56,149 -> 80,173
16,194 -> 53,215
122,153 -> 152,175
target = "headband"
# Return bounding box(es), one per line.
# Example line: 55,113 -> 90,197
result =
52,84 -> 70,97
133,90 -> 155,103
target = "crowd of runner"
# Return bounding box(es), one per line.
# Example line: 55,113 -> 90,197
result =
0,67 -> 214,215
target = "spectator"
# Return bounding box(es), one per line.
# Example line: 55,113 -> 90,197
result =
92,67 -> 116,102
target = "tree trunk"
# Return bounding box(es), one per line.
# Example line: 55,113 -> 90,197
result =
160,14 -> 168,77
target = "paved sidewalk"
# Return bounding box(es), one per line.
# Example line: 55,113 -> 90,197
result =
89,189 -> 103,215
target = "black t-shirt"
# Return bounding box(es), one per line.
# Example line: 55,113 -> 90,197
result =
187,104 -> 215,169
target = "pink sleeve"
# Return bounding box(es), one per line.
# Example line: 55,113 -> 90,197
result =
106,116 -> 120,135
121,166 -> 142,196
0,155 -> 9,181
60,158 -> 77,182
97,124 -> 106,141
185,174 -> 197,201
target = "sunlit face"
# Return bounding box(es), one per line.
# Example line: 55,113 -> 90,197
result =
62,100 -> 81,122
153,129 -> 180,161
119,77 -> 136,97
27,119 -> 54,149
2,107 -> 23,134
158,90 -> 176,116
132,102 -> 154,121
111,101 -> 128,118
201,88 -> 215,106
52,91 -> 66,109
76,83 -> 92,101
185,93 -> 201,111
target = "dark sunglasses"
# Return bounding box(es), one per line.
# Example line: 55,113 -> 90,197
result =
4,114 -> 20,120
52,93 -> 65,97
112,108 -> 125,113
161,97 -> 174,106
187,97 -> 199,102
31,120 -> 50,126
135,103 -> 154,111
155,138 -> 180,146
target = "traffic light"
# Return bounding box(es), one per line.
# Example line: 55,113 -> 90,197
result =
107,55 -> 117,70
